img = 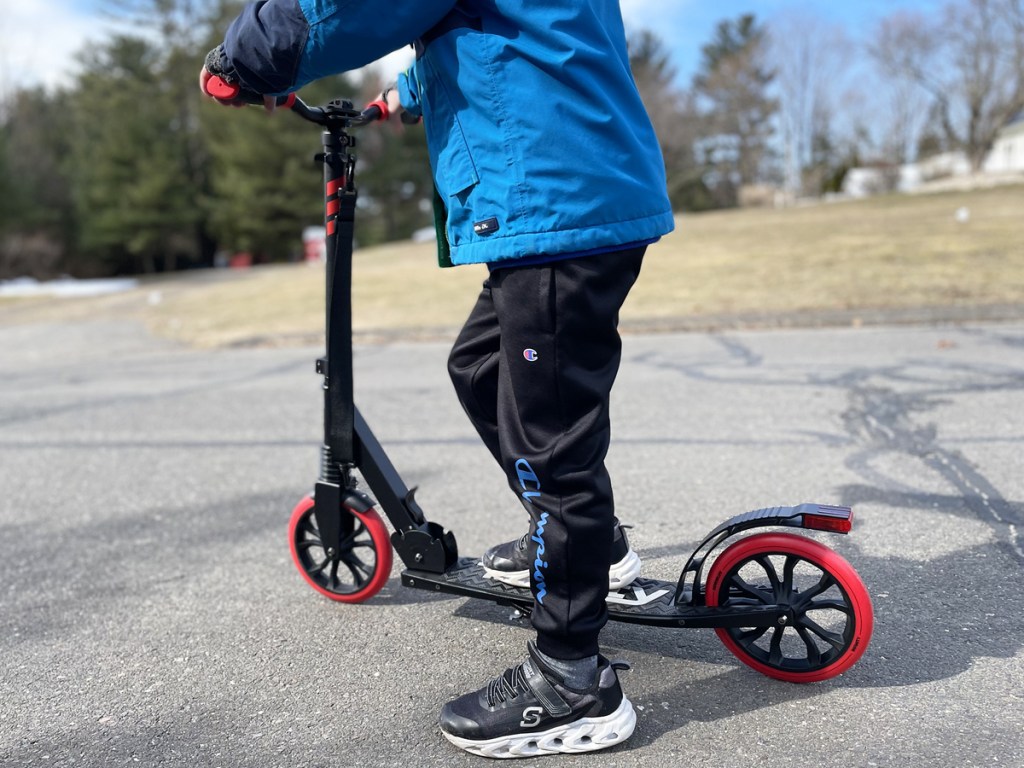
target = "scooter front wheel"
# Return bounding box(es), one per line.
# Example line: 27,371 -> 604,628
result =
705,533 -> 873,683
288,495 -> 393,603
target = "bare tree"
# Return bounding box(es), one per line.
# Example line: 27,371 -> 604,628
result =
871,0 -> 1024,171
884,76 -> 934,164
768,11 -> 853,196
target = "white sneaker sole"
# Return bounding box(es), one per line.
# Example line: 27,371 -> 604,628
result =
481,549 -> 642,592
441,696 -> 636,758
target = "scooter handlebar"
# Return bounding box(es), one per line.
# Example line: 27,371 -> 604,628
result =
206,75 -> 387,126
205,75 -> 296,108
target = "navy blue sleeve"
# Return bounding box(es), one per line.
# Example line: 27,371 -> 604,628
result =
222,0 -> 458,95
224,0 -> 310,95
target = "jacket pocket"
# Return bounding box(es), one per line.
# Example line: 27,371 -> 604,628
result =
419,46 -> 479,201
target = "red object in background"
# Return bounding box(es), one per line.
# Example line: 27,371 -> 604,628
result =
302,226 -> 327,262
229,252 -> 253,269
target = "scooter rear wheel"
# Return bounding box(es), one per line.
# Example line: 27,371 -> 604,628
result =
706,532 -> 873,683
288,495 -> 393,603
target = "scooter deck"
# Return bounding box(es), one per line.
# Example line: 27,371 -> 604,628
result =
401,557 -> 785,629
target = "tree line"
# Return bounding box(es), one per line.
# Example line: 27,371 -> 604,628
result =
1,0 -> 1021,279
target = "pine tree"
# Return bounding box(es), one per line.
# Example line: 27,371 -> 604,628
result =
693,14 -> 778,206
0,90 -> 76,277
68,36 -> 202,274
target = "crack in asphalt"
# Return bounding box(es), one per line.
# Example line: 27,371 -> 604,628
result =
627,329 -> 1024,562
840,376 -> 1024,560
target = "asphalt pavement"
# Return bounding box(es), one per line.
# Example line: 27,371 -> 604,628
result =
1,317 -> 1022,767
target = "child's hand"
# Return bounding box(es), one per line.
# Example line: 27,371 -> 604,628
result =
199,66 -> 242,107
199,46 -> 279,113
382,86 -> 402,117
378,84 -> 421,125
199,66 -> 280,113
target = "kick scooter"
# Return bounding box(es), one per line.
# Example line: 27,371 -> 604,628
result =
209,79 -> 874,684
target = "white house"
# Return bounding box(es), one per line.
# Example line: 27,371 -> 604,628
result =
842,116 -> 1024,197
983,117 -> 1024,173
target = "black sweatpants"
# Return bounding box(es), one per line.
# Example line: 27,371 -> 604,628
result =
447,246 -> 645,660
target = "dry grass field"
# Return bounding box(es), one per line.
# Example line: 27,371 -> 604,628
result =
2,184 -> 1022,347
634,183 -> 1023,320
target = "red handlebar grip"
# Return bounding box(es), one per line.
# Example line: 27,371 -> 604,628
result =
206,75 -> 296,109
206,76 -> 240,100
365,100 -> 389,121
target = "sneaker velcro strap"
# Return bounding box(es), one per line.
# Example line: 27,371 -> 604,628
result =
521,658 -> 571,717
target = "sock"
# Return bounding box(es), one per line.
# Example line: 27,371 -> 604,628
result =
534,648 -> 598,690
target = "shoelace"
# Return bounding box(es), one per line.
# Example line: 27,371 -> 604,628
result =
485,662 -> 532,707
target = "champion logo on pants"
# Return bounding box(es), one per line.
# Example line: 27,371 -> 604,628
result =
515,458 -> 541,505
531,512 -> 550,604
516,458 -> 549,604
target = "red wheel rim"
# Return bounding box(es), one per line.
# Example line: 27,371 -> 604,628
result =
288,495 -> 393,603
706,533 -> 873,683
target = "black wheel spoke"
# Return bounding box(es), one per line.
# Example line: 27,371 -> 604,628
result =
728,573 -> 771,603
781,555 -> 798,599
795,625 -> 823,667
798,614 -> 846,650
736,626 -> 770,644
297,538 -> 324,551
799,572 -> 837,603
339,521 -> 367,549
353,555 -> 374,577
753,555 -> 782,596
342,555 -> 371,586
806,598 -> 852,615
768,626 -> 786,666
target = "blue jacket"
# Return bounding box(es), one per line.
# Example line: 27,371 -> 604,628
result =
223,0 -> 675,266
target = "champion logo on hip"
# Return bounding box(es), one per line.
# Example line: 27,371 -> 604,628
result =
523,348 -> 538,362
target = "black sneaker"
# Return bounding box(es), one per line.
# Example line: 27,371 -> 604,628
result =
481,522 -> 641,591
439,641 -> 635,758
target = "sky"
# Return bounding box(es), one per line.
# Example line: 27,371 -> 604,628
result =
0,0 -> 945,95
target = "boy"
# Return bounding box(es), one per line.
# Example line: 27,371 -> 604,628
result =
201,0 -> 674,756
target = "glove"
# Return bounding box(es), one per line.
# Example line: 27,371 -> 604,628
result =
200,46 -> 292,112
199,45 -> 246,105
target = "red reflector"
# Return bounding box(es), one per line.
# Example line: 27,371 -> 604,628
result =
802,512 -> 852,533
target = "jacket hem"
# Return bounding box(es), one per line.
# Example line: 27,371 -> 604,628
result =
448,210 -> 675,266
